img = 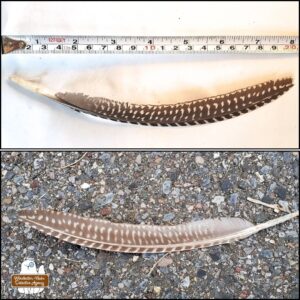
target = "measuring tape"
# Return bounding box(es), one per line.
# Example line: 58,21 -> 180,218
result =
2,35 -> 298,54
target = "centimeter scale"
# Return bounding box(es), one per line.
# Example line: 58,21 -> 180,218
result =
2,35 -> 299,54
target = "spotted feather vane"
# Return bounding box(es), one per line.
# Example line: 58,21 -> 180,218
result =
11,75 -> 293,126
18,210 -> 298,253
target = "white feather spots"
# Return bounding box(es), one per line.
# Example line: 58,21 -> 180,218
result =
87,224 -> 92,232
45,216 -> 49,222
114,229 -> 118,241
37,215 -> 43,221
51,218 -> 56,224
68,219 -> 72,225
81,223 -> 85,230
93,233 -> 97,240
206,104 -> 210,115
107,228 -> 112,239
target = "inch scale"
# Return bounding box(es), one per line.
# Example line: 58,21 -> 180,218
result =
2,35 -> 299,54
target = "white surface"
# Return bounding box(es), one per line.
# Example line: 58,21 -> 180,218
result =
1,1 -> 299,148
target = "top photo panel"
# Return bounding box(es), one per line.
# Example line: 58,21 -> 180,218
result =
1,2 -> 299,149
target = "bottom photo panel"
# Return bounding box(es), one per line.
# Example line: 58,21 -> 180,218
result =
1,151 -> 299,299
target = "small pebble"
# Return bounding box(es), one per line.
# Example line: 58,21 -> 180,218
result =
260,249 -> 273,258
141,213 -> 148,220
81,183 -> 90,189
135,154 -> 142,164
162,180 -> 172,195
260,166 -> 272,174
57,268 -> 64,275
13,175 -> 23,185
195,156 -> 205,164
197,269 -> 206,278
69,176 -> 76,184
3,197 -> 12,205
71,282 -> 77,288
212,196 -> 225,205
44,248 -> 52,257
2,216 -> 11,223
181,276 -> 190,288
275,186 -> 287,199
154,286 -> 161,295
209,251 -> 221,261
49,263 -> 54,271
163,213 -> 175,222
118,282 -> 124,289
221,179 -> 232,192
100,207 -> 112,216
229,193 -> 238,206
30,180 -> 39,189
132,256 -> 139,262
33,158 -> 44,169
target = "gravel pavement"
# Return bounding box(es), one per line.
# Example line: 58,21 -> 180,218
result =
1,151 -> 299,298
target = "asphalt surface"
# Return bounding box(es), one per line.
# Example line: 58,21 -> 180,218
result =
1,152 -> 299,298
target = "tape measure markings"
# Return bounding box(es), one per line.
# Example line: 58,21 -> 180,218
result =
2,35 -> 298,54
